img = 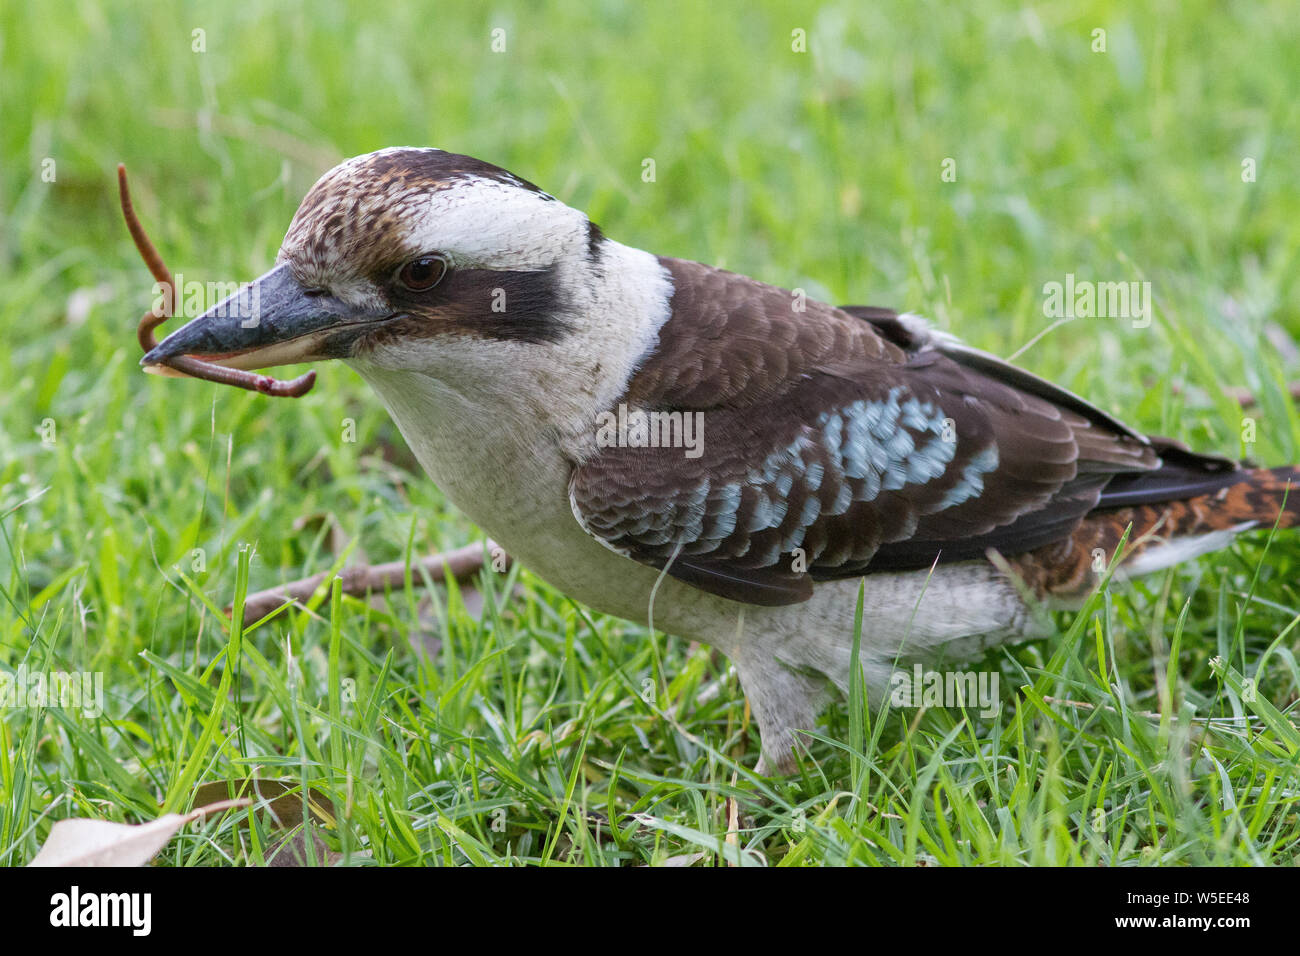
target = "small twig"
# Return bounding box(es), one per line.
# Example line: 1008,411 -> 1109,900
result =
117,164 -> 315,398
724,792 -> 740,867
235,541 -> 506,625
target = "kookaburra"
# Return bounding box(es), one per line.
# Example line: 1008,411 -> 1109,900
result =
143,148 -> 1300,772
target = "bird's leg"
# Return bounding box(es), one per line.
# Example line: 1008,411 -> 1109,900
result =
117,164 -> 316,398
732,651 -> 828,775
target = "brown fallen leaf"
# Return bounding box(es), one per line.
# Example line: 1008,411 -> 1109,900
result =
192,779 -> 335,830
28,799 -> 249,867
267,827 -> 342,867
192,779 -> 351,866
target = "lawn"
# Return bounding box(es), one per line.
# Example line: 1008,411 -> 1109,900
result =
2,0 -> 1299,865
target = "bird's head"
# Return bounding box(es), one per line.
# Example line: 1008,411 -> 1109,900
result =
142,148 -> 654,409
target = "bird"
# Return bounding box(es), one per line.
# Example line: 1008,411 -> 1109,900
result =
142,147 -> 1300,773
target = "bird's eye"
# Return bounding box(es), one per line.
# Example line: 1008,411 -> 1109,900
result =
396,255 -> 448,292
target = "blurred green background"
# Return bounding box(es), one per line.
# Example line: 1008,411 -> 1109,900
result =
6,2 -> 1300,456
3,0 -> 1300,865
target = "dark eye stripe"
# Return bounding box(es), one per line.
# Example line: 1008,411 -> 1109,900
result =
372,265 -> 570,345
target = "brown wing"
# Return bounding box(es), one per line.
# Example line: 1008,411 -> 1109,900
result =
569,258 -> 1160,606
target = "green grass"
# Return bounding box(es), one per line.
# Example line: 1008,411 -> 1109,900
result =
3,0 -> 1300,865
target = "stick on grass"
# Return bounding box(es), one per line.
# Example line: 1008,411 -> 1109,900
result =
235,541 -> 506,625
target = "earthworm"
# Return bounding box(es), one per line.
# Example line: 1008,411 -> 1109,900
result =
117,164 -> 315,397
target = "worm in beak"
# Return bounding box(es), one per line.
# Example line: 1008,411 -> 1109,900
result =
117,164 -> 316,398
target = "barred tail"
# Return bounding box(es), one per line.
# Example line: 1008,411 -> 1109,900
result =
1014,467 -> 1300,601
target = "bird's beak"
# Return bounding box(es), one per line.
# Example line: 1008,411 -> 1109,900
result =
141,263 -> 383,373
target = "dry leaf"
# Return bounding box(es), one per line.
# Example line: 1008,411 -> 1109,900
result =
191,779 -> 335,829
266,827 -> 342,867
28,799 -> 249,867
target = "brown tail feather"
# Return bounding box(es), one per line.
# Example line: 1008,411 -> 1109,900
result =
1012,467 -> 1300,600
